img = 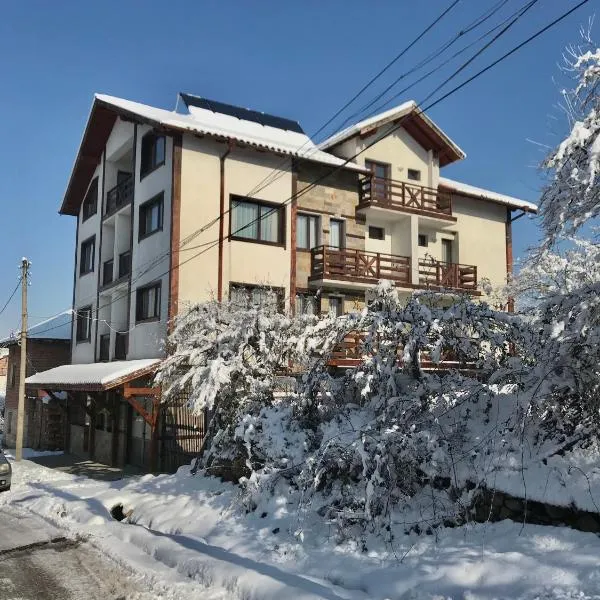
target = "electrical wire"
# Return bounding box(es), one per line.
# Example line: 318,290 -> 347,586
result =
0,279 -> 22,318
29,0 -> 590,338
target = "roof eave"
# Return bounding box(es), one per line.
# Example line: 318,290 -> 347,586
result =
439,183 -> 538,214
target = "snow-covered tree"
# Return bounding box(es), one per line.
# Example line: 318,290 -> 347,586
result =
539,39 -> 600,244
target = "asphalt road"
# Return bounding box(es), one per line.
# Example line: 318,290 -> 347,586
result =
0,505 -> 153,600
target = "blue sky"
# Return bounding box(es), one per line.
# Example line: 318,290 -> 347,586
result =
0,1 -> 592,337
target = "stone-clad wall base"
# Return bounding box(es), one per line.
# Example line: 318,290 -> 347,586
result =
471,486 -> 600,534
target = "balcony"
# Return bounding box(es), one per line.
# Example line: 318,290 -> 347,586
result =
114,332 -> 127,360
309,246 -> 478,293
359,176 -> 454,220
418,259 -> 477,292
310,246 -> 411,286
105,175 -> 133,216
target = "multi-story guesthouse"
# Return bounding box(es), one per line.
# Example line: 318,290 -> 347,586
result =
25,92 -> 537,471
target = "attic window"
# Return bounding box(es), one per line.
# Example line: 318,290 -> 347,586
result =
407,169 -> 421,182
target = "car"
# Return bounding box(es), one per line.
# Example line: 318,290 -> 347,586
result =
0,450 -> 11,492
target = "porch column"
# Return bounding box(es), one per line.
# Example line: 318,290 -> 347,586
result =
410,215 -> 420,285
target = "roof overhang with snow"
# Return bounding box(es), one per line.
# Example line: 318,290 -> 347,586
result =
25,359 -> 162,392
60,94 -> 368,216
320,101 -> 466,167
439,177 -> 538,213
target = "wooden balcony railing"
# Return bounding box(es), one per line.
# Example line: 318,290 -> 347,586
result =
359,176 -> 453,218
310,246 -> 411,285
328,331 -> 477,372
418,260 -> 477,291
105,175 -> 133,216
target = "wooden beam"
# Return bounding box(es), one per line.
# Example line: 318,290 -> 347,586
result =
123,383 -> 160,399
125,395 -> 154,427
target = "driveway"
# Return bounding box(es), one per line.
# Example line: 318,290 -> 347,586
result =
0,505 -> 152,599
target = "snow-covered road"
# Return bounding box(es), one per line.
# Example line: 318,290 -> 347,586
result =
0,505 -> 153,599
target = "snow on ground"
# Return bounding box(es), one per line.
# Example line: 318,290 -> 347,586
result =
3,447 -> 64,460
3,457 -> 600,599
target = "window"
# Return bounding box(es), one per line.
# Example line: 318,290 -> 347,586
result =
369,226 -> 385,240
230,284 -> 284,314
102,259 -> 114,286
140,132 -> 166,178
407,169 -> 421,181
442,239 -> 453,264
82,177 -> 98,221
139,193 -> 164,239
230,197 -> 284,245
418,234 -> 428,248
76,306 -> 92,343
329,219 -> 344,249
297,213 -> 319,250
329,296 -> 343,318
136,282 -> 161,322
9,364 -> 15,388
99,334 -> 110,361
80,236 -> 95,275
296,293 -> 318,315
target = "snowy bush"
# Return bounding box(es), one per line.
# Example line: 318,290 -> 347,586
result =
158,284 -> 535,536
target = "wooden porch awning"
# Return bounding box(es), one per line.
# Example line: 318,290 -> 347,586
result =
24,359 -> 162,392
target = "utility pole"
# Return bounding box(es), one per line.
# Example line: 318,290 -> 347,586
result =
15,258 -> 30,462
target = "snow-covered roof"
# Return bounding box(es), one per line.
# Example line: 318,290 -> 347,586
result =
25,359 -> 161,391
320,101 -> 416,150
97,94 -> 366,173
319,101 -> 466,166
1,313 -> 72,347
439,177 -> 538,213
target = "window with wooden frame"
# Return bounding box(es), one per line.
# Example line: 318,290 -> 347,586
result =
140,132 -> 166,179
368,226 -> 385,240
76,306 -> 92,343
80,236 -> 95,275
407,168 -> 421,181
229,283 -> 284,314
230,196 -> 285,246
136,282 -> 161,322
82,177 -> 98,222
329,219 -> 345,249
296,213 -> 319,250
139,193 -> 164,240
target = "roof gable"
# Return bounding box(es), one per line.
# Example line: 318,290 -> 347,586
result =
60,94 -> 367,217
320,102 -> 465,167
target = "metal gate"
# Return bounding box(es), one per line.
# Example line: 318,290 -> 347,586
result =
159,390 -> 206,473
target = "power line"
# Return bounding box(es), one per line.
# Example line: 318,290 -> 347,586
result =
31,0 -> 590,338
0,279 -> 22,318
241,0 -> 534,203
242,0 -> 463,200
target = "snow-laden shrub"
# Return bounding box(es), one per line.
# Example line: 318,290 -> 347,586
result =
539,37 -> 600,244
158,283 -> 535,534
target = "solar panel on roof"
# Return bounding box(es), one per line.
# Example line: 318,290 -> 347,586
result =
180,93 -> 304,134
